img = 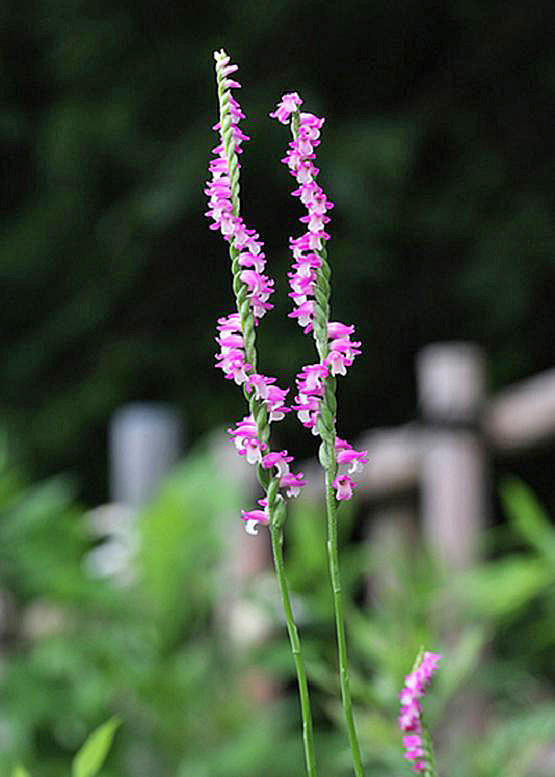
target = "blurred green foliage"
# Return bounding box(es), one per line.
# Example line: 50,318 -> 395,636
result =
0,441 -> 319,777
1,431 -> 555,775
1,0 -> 554,502
13,717 -> 120,777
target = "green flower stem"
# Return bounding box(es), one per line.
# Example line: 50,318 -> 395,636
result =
325,469 -> 365,777
421,722 -> 438,777
270,523 -> 318,777
214,52 -> 318,777
289,109 -> 365,777
317,290 -> 365,777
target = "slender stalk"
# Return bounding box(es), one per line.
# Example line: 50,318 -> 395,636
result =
286,110 -> 365,776
270,524 -> 318,777
213,53 -> 319,777
421,722 -> 439,777
324,463 -> 365,777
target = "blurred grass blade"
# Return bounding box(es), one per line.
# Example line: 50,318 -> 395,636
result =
11,767 -> 31,777
72,717 -> 121,777
438,624 -> 486,699
500,477 -> 555,563
458,556 -> 550,620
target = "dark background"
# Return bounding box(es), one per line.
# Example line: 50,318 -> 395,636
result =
2,0 -> 554,505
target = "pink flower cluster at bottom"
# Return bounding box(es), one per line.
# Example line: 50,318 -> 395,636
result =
399,652 -> 441,772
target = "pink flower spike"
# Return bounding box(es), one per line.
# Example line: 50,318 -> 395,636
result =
324,351 -> 351,377
405,747 -> 425,762
399,687 -> 415,705
335,439 -> 369,474
207,53 -> 275,334
403,735 -> 422,748
228,416 -> 268,464
288,300 -> 316,332
295,160 -> 319,184
215,349 -> 251,385
240,269 -> 274,302
292,395 -> 321,429
265,384 -> 291,422
329,336 -> 362,356
299,112 -> 325,130
269,92 -> 303,124
299,212 -> 331,234
215,333 -> 244,352
296,363 -> 329,391
251,301 -> 273,321
241,507 -> 269,535
288,271 -> 316,297
213,49 -> 230,65
327,321 -> 355,339
280,471 -> 307,498
220,63 -> 238,77
399,702 -> 421,732
399,651 -> 441,772
307,230 -> 330,250
324,337 -> 362,376
262,450 -> 293,477
333,474 -> 356,501
246,373 -> 276,400
238,251 -> 267,273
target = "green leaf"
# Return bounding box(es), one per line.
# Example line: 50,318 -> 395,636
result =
439,624 -> 487,698
458,556 -> 550,620
11,767 -> 31,777
500,477 -> 555,563
71,717 -> 121,777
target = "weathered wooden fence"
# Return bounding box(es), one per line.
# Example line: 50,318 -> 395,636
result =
225,340 -> 555,753
232,340 -> 555,602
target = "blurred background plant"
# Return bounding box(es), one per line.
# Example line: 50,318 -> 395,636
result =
12,717 -> 122,777
1,432 -> 554,776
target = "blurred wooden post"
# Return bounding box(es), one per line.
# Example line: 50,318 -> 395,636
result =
109,402 -> 183,507
210,431 -> 277,703
366,501 -> 417,605
485,368 -> 555,451
356,425 -> 422,601
86,403 -> 183,582
417,343 -> 487,572
417,342 -> 488,750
